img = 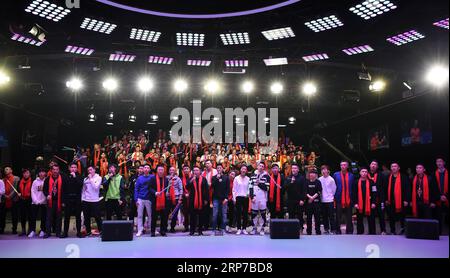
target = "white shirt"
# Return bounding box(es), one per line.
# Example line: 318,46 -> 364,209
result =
233,175 -> 250,201
82,174 -> 102,202
202,169 -> 218,186
31,177 -> 47,205
319,176 -> 337,203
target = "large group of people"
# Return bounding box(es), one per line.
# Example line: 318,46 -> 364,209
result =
0,130 -> 448,238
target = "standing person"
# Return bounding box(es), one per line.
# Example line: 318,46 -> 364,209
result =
202,160 -> 217,230
134,164 -> 152,237
226,170 -> 236,232
434,157 -> 448,234
82,166 -> 103,237
385,162 -> 411,235
43,164 -> 65,238
305,169 -> 322,235
285,163 -> 306,234
128,165 -> 144,223
333,161 -> 355,234
102,164 -> 126,220
18,169 -> 32,236
268,164 -> 285,220
29,169 -> 47,238
249,162 -> 270,236
368,160 -> 387,235
411,164 -> 439,219
352,167 -> 377,235
233,164 -> 250,235
319,165 -> 337,234
1,167 -> 20,234
186,165 -> 209,236
181,165 -> 192,232
211,164 -> 230,235
0,175 -> 4,234
149,165 -> 169,237
167,166 -> 183,233
63,163 -> 84,238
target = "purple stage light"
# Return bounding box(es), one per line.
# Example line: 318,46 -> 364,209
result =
342,45 -> 374,55
109,53 -> 136,62
10,33 -> 45,46
302,53 -> 329,62
433,18 -> 449,30
386,30 -> 425,46
65,45 -> 95,56
224,60 -> 249,67
148,56 -> 174,65
187,60 -> 211,67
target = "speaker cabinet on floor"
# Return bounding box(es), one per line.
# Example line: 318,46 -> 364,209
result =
270,219 -> 300,239
405,218 -> 440,240
101,220 -> 134,242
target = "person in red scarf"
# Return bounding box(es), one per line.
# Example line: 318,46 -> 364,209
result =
167,167 -> 183,233
181,165 -> 192,232
267,164 -> 285,219
433,157 -> 449,234
411,164 -> 439,219
333,161 -> 355,234
149,165 -> 170,237
352,167 -> 377,235
43,164 -> 66,238
18,169 -> 33,236
368,160 -> 387,235
186,165 -> 209,236
384,162 -> 411,235
0,166 -> 20,234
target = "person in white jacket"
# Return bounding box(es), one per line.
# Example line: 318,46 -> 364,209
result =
233,164 -> 250,235
82,166 -> 103,236
319,165 -> 337,234
29,169 -> 47,238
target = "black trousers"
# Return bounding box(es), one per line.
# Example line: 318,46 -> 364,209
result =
235,197 -> 249,230
268,202 -> 284,219
306,202 -> 321,234
128,198 -> 137,221
227,200 -> 235,227
190,207 -> 205,234
288,201 -> 305,230
182,197 -> 190,229
387,204 -> 406,234
64,200 -> 82,234
321,202 -> 336,232
151,200 -> 169,234
46,203 -> 62,236
336,204 -> 354,234
19,199 -> 32,233
30,204 -> 46,233
105,199 -> 122,220
415,203 -> 433,219
356,210 -> 376,235
82,201 -> 103,233
375,204 -> 386,233
0,201 -> 19,232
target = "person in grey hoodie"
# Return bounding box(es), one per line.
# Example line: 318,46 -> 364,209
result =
82,166 -> 103,236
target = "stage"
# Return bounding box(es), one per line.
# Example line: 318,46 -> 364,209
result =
0,233 -> 448,258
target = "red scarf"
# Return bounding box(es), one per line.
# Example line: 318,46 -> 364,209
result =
202,171 -> 214,202
169,176 -> 176,205
48,175 -> 63,213
193,177 -> 203,210
388,174 -> 402,213
3,175 -> 15,209
270,174 -> 282,212
182,172 -> 189,193
412,175 -> 430,217
435,169 -> 449,206
93,150 -> 100,167
156,176 -> 166,211
119,158 -> 128,177
19,178 -> 32,200
228,178 -> 234,200
169,157 -> 177,168
368,173 -> 378,183
341,172 -> 351,208
358,179 -> 371,216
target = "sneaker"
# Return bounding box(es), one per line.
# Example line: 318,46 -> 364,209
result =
329,231 -> 335,235
39,231 -> 45,238
76,232 -> 83,238
86,232 -> 92,237
136,231 -> 143,237
28,231 -> 36,238
381,231 -> 387,235
43,234 -> 50,239
242,229 -> 249,235
259,230 -> 265,236
236,229 -> 242,235
250,229 -> 256,235
60,233 -> 68,238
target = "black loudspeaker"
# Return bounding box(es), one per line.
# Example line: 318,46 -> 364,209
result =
270,219 -> 300,239
101,220 -> 134,242
405,218 -> 440,240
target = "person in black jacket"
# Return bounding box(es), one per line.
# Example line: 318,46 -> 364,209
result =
62,163 -> 84,238
384,162 -> 411,235
285,163 -> 306,234
305,169 -> 322,235
411,164 -> 439,219
368,160 -> 386,235
43,164 -> 66,238
187,166 -> 209,236
211,164 -> 230,235
352,167 -> 377,235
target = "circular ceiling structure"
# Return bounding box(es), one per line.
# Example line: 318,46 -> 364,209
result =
95,0 -> 302,19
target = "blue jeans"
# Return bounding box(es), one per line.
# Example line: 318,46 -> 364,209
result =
212,199 -> 228,230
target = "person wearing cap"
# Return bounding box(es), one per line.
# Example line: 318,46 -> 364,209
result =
268,163 -> 285,219
305,168 -> 322,235
102,163 -> 126,220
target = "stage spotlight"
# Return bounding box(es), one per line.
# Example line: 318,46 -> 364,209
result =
137,77 -> 154,93
241,80 -> 254,94
204,79 -> 220,94
369,80 -> 386,92
0,70 -> 11,86
403,82 -> 413,90
102,77 -> 119,92
66,77 -> 83,92
129,115 -> 137,123
426,65 -> 449,88
106,112 -> 114,125
88,113 -> 97,122
173,79 -> 188,93
270,82 -> 283,94
151,115 -> 159,121
302,82 -> 317,96
289,117 -> 296,125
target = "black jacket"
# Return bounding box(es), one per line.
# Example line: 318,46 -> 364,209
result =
284,174 -> 306,203
64,173 -> 84,202
383,173 -> 411,204
186,176 -> 209,210
351,179 -> 377,210
212,174 -> 230,201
